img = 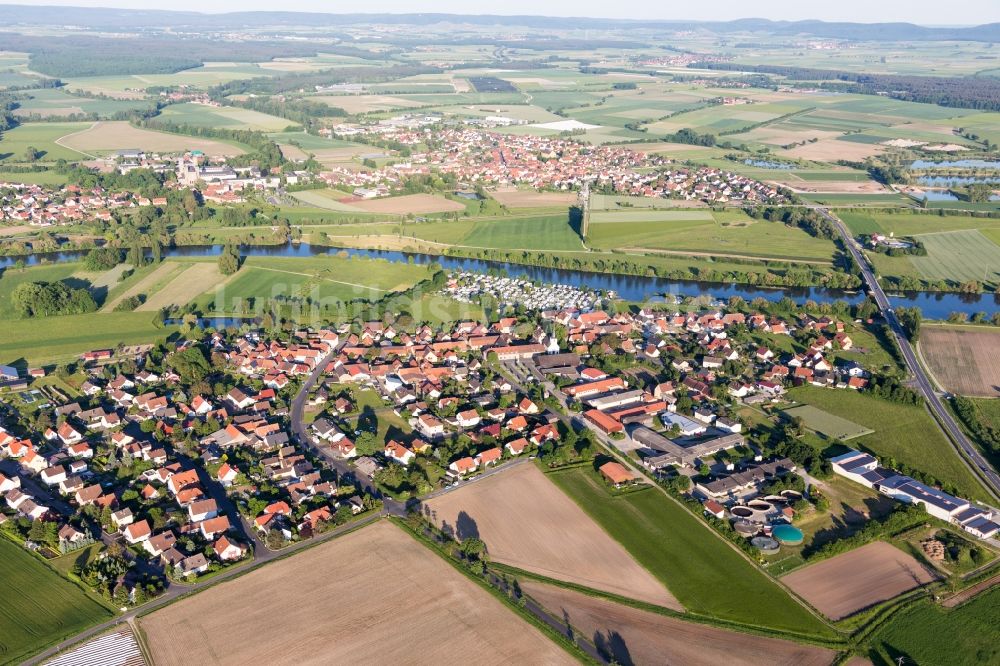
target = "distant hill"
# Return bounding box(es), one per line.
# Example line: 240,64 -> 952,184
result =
1,5 -> 998,42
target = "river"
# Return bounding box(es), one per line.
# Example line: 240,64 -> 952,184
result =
2,242 -> 998,319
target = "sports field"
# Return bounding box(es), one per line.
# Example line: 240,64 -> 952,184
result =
424,463 -> 680,608
782,542 -> 937,620
787,386 -> 989,501
520,581 -> 836,666
782,405 -> 874,440
139,521 -> 573,665
0,538 -> 113,664
549,467 -> 835,637
921,326 -> 1000,397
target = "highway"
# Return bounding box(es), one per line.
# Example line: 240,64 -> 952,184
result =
818,207 -> 1000,500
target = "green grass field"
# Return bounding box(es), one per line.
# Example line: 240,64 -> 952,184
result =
548,467 -> 835,638
782,404 -> 874,440
0,170 -> 69,186
866,587 -> 999,665
586,210 -> 835,261
157,103 -> 293,131
839,212 -> 1000,237
13,88 -> 151,118
324,214 -> 583,251
0,312 -> 177,366
0,538 -> 113,664
0,263 -> 83,318
464,215 -> 582,251
0,122 -> 93,163
787,386 -> 989,501
909,230 -> 1000,285
197,255 -> 432,313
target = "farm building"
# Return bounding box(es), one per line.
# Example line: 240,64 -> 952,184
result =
599,461 -> 637,487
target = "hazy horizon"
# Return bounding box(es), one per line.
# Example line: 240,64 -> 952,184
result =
4,0 -> 1000,25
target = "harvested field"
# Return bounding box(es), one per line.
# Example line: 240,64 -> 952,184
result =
423,463 -> 680,608
278,143 -> 309,161
782,542 -> 937,620
136,262 -> 225,311
0,224 -> 34,236
351,193 -> 467,215
140,521 -> 572,666
737,127 -> 842,146
783,139 -> 885,161
776,180 -> 887,194
921,326 -> 1000,397
58,121 -> 244,156
490,189 -> 578,208
520,581 -> 836,666
101,261 -> 181,312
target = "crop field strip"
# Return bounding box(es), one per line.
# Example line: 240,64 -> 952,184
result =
520,580 -> 836,666
0,538 -> 112,665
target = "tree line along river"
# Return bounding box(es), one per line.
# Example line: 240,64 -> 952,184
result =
1,241 -> 998,320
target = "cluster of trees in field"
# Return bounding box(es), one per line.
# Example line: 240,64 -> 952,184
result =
10,280 -> 97,317
867,373 -> 922,405
217,96 -> 346,128
212,64 -> 440,96
691,62 -> 1000,111
134,119 -> 286,172
803,504 -> 928,560
952,397 -> 1000,457
746,206 -> 838,240
0,32 -> 320,77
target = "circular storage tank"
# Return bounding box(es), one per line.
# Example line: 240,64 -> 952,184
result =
772,524 -> 804,545
748,499 -> 774,512
733,520 -> 758,536
751,536 -> 780,554
731,506 -> 755,519
763,495 -> 787,504
780,490 -> 803,501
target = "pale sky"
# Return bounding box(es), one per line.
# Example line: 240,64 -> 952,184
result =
7,0 -> 1000,25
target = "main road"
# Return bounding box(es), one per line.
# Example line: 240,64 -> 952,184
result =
817,207 -> 1000,500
